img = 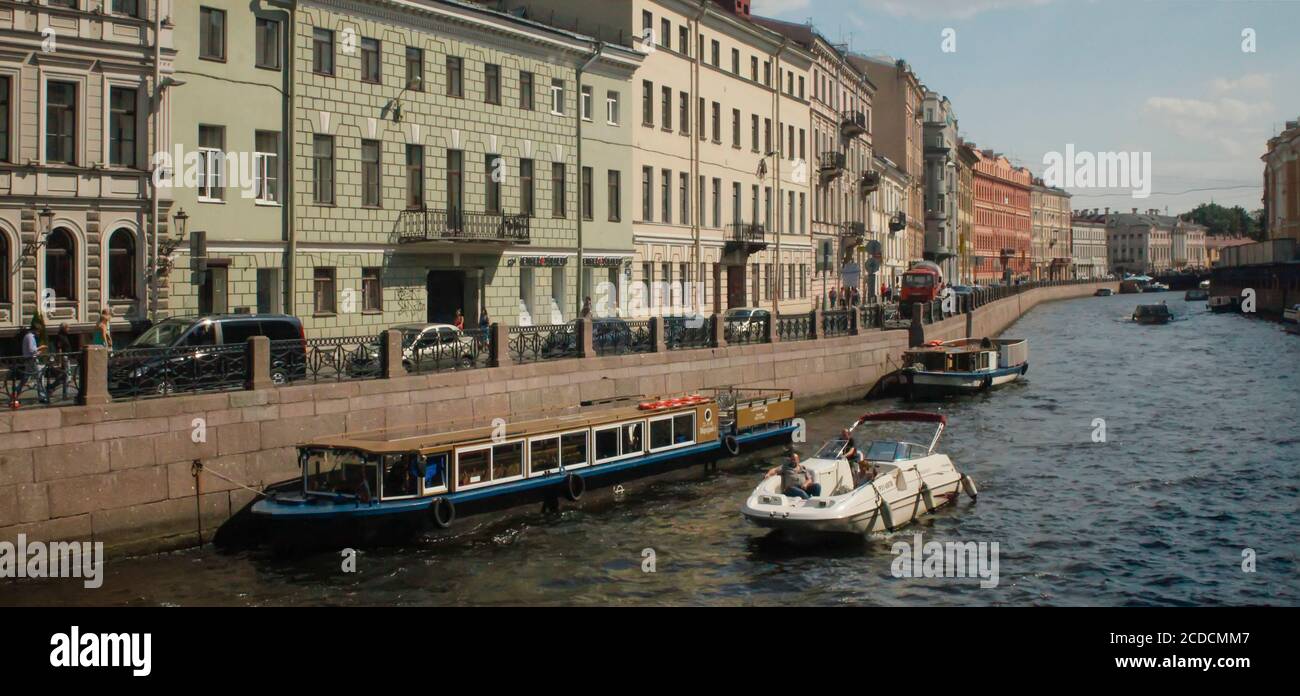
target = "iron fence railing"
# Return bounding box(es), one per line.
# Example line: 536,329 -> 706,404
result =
664,316 -> 713,350
593,320 -> 653,356
398,208 -> 531,244
776,313 -> 814,341
0,352 -> 81,408
407,328 -> 491,374
823,309 -> 852,337
107,344 -> 249,399
724,317 -> 768,345
509,324 -> 579,363
269,335 -> 380,384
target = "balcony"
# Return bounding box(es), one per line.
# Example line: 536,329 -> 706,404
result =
859,170 -> 881,195
725,221 -> 768,256
818,151 -> 846,181
398,208 -> 531,244
841,110 -> 867,138
888,211 -> 907,233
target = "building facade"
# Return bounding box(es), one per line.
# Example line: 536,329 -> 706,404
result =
1262,117 -> 1299,244
969,146 -> 1031,283
1070,209 -> 1108,279
0,0 -> 174,344
873,153 -> 909,292
1030,177 -> 1071,280
1170,219 -> 1207,269
921,90 -> 958,281
955,140 -> 977,284
1107,209 -> 1175,275
853,54 -> 924,273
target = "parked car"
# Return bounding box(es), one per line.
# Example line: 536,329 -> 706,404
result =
108,314 -> 306,397
722,308 -> 770,341
353,323 -> 483,374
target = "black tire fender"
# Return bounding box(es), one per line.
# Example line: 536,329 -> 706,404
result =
722,434 -> 741,457
431,497 -> 456,529
564,473 -> 586,501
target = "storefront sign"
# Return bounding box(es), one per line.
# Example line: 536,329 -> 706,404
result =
519,256 -> 569,267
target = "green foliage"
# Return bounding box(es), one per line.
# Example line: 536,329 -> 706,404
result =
1178,203 -> 1265,240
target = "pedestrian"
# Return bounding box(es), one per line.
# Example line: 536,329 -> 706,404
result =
478,306 -> 490,329
47,324 -> 75,397
851,286 -> 860,306
17,317 -> 49,405
453,308 -> 465,330
828,287 -> 837,309
90,309 -> 113,349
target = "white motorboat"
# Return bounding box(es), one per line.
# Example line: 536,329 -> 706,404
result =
741,411 -> 977,537
900,337 -> 1028,397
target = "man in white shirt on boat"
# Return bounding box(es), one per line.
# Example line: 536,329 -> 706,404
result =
765,454 -> 821,499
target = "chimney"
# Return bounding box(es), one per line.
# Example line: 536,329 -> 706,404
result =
1104,207 -> 1110,216
715,0 -> 751,17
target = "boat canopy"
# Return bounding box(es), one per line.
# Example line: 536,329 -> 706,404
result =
856,411 -> 947,426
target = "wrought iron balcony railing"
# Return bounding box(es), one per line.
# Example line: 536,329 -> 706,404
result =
841,110 -> 867,137
818,151 -> 846,172
730,221 -> 766,245
398,208 -> 531,244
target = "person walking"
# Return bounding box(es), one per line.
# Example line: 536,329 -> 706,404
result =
453,309 -> 465,330
478,307 -> 491,329
48,324 -> 76,399
16,318 -> 49,405
90,309 -> 113,349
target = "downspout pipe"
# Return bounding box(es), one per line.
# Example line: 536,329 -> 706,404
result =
773,37 -> 789,317
575,40 -> 602,319
283,0 -> 297,317
150,2 -> 162,323
692,0 -> 707,314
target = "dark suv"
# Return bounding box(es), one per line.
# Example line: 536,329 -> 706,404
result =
108,314 -> 306,397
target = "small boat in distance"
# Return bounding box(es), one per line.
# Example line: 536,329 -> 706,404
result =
1184,288 -> 1209,301
1095,288 -> 1114,297
1145,281 -> 1170,293
1133,303 -> 1172,324
900,337 -> 1029,398
1119,280 -> 1144,294
1283,303 -> 1300,323
1209,295 -> 1239,313
741,411 -> 976,537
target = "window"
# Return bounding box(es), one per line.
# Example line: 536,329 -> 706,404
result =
550,79 -> 564,115
313,268 -> 336,314
529,430 -> 588,476
44,228 -> 76,301
312,134 -> 334,204
447,150 -> 463,213
485,154 -> 501,214
254,131 -> 279,203
661,19 -> 671,49
520,71 -> 534,110
751,114 -> 759,152
764,61 -> 771,86
764,118 -> 772,154
594,421 -> 645,463
606,91 -> 619,124
405,144 -> 424,209
581,166 -> 593,220
312,28 -> 334,75
711,102 -> 720,143
362,268 -> 382,312
732,182 -> 740,225
679,173 -> 689,225
197,125 -> 224,200
679,26 -> 689,55
199,7 -> 226,61
731,48 -> 740,74
711,40 -> 720,67
446,56 -> 463,97
698,176 -> 705,226
256,268 -> 281,314
112,0 -> 139,15
661,169 -> 672,223
697,97 -> 705,139
607,170 -> 621,222
661,86 -> 672,131
641,80 -> 653,126
679,92 -> 689,134
711,178 -> 721,228
107,229 -> 135,300
731,108 -> 740,148
641,167 -> 653,222
45,81 -> 77,164
484,63 -> 500,104
650,412 -> 696,451
108,87 -> 137,167
751,56 -> 758,81
361,140 -> 381,207
0,76 -> 7,161
551,162 -> 565,217
405,47 -> 423,90
255,17 -> 280,70
580,85 -> 592,121
520,158 -> 534,215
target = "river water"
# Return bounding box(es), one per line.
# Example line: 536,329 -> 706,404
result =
5,292 -> 1298,606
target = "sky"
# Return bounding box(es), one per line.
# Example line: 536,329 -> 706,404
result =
754,0 -> 1300,215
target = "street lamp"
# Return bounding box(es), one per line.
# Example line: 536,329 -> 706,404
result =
22,205 -> 55,260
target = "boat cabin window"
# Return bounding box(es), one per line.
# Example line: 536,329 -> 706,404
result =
594,420 -> 645,464
456,441 -> 525,489
865,441 -> 927,462
649,412 -> 697,452
530,437 -> 561,476
457,448 -> 490,486
815,439 -> 848,459
423,454 -> 448,494
382,453 -> 420,499
304,449 -> 378,501
561,431 -> 588,468
907,352 -> 946,370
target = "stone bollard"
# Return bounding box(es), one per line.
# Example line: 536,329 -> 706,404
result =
765,314 -> 779,343
246,336 -> 272,390
577,317 -> 595,357
79,345 -> 110,406
489,322 -> 510,368
810,308 -> 822,339
380,329 -> 404,378
648,316 -> 667,352
849,307 -> 860,336
908,302 -> 925,347
711,314 -> 727,348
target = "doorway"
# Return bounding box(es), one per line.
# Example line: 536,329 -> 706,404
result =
726,265 -> 746,308
426,270 -> 465,324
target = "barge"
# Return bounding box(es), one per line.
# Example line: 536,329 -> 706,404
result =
251,388 -> 796,549
900,337 -> 1029,398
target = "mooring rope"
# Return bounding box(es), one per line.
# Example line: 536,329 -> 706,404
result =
190,459 -> 267,498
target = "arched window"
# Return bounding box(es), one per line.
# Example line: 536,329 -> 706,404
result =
108,228 -> 136,300
44,227 -> 76,301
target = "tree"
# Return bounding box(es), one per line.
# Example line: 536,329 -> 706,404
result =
1179,203 -> 1263,240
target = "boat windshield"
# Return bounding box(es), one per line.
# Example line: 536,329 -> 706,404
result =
865,440 -> 929,462
303,449 -> 378,500
814,439 -> 848,459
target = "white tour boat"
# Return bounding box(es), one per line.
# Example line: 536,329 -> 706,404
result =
741,411 -> 976,537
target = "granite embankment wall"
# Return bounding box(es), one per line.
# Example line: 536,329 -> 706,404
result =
0,282 -> 1112,553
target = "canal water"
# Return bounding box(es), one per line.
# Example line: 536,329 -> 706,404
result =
5,293 -> 1298,606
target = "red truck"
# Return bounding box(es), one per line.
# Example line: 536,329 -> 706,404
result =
898,261 -> 944,318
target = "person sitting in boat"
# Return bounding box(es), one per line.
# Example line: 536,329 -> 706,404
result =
840,429 -> 858,461
764,454 -> 821,499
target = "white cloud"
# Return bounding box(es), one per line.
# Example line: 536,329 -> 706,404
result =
855,0 -> 1051,20
1209,73 -> 1271,95
1143,91 -> 1273,158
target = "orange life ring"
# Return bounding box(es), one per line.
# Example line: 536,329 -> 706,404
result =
924,340 -> 944,347
638,401 -> 660,410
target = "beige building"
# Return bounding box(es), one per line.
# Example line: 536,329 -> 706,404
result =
0,0 -> 175,343
1070,210 -> 1108,279
955,139 -> 977,284
852,54 -> 924,269
1030,177 -> 1071,280
873,153 -> 909,291
1107,209 -> 1176,274
1171,219 -> 1207,269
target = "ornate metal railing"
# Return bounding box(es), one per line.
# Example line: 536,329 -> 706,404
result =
823,309 -> 852,337
407,328 -> 491,374
842,110 -> 867,136
269,335 -> 380,384
664,316 -> 712,350
398,208 -> 531,244
509,323 -> 578,363
724,317 -> 768,345
818,151 -> 846,172
776,313 -> 814,341
729,222 -> 766,245
593,320 -> 653,356
107,344 -> 248,400
0,352 -> 81,408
